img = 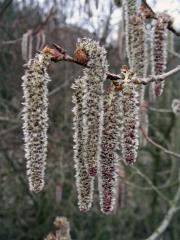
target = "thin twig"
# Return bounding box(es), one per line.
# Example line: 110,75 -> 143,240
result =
149,107 -> 173,113
140,127 -> 180,159
142,0 -> 180,36
145,172 -> 180,240
0,0 -> 13,20
132,166 -> 171,205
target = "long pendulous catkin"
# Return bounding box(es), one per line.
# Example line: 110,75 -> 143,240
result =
151,14 -> 170,97
120,67 -> 139,164
123,0 -> 138,67
76,38 -> 108,177
98,88 -> 121,214
72,77 -> 94,212
22,52 -> 51,193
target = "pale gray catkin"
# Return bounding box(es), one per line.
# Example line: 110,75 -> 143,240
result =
22,52 -> 51,193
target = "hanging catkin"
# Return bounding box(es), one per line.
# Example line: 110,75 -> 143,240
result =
122,0 -> 138,67
75,38 -> 108,177
21,30 -> 33,62
151,14 -> 170,97
120,66 -> 139,164
98,88 -> 121,214
22,51 -> 51,192
131,12 -> 148,78
72,77 -> 94,212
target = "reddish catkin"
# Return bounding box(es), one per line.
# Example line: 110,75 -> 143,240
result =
151,14 -> 170,97
120,68 -> 139,164
76,38 -> 108,177
22,52 -> 51,193
98,89 -> 121,214
72,77 -> 94,212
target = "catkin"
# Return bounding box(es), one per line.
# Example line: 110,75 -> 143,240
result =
131,13 -> 148,78
21,31 -> 30,61
172,99 -> 180,115
72,77 -> 94,212
123,0 -> 138,67
22,52 -> 51,193
76,38 -> 108,177
151,14 -> 170,97
98,89 -> 121,214
54,217 -> 72,240
121,69 -> 139,164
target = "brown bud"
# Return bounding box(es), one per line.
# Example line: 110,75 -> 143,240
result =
42,46 -> 63,61
74,49 -> 89,65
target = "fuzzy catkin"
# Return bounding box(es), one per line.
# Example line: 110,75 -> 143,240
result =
54,217 -> 72,240
172,99 -> 180,115
151,14 -> 169,97
121,70 -> 139,164
76,38 -> 108,177
131,13 -> 148,78
22,52 -> 51,193
72,77 -> 94,212
98,89 -> 121,214
123,0 -> 138,67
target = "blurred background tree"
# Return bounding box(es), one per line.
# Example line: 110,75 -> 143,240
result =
0,0 -> 180,239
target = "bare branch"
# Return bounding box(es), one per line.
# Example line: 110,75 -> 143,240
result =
0,0 -> 13,20
47,45 -> 180,84
140,127 -> 180,159
145,173 -> 180,240
142,0 -> 180,36
135,65 -> 180,85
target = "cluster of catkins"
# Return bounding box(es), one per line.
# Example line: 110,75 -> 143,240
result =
72,39 -> 139,214
22,51 -> 51,193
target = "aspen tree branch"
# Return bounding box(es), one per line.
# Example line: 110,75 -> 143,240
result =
137,65 -> 180,85
46,44 -> 180,85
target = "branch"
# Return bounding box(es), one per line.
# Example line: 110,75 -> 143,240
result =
145,173 -> 180,240
0,0 -> 13,20
45,45 -> 180,84
140,127 -> 180,159
142,0 -> 180,36
33,7 -> 56,35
